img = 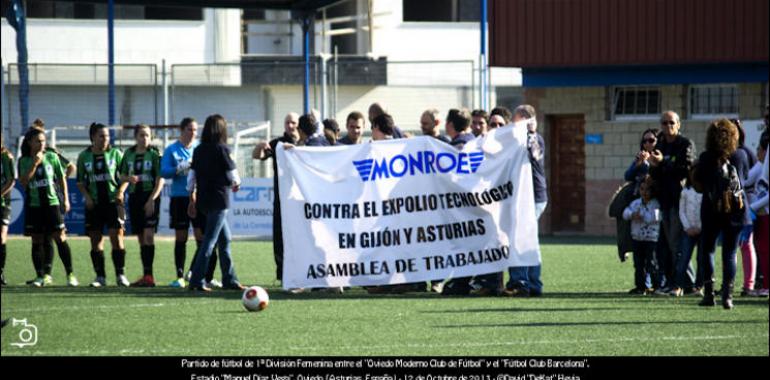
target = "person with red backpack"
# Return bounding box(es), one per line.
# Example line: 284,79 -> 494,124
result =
693,119 -> 750,309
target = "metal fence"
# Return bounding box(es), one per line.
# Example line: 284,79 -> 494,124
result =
3,59 -> 521,176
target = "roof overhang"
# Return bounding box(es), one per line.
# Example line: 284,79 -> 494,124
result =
47,0 -> 346,11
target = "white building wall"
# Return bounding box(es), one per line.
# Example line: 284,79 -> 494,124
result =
263,84 -> 474,137
1,8 -> 240,66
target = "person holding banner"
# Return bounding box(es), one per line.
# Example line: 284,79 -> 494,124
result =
420,109 -> 451,144
186,114 -> 244,292
120,125 -> 164,287
161,118 -> 220,289
471,109 -> 490,137
253,112 -> 299,284
338,111 -> 365,145
441,108 -> 479,295
489,107 -> 512,130
19,127 -> 76,287
1,136 -> 16,286
77,123 -> 128,287
503,105 -> 548,297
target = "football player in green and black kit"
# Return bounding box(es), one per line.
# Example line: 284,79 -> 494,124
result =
119,125 -> 164,287
1,134 -> 16,286
76,123 -> 129,287
17,128 -> 75,287
24,120 -> 78,287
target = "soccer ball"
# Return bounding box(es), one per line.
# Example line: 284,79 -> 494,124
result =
242,286 -> 269,312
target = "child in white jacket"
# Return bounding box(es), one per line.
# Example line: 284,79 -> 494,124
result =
623,178 -> 661,294
671,168 -> 704,297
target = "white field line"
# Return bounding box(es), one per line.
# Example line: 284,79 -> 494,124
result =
11,334 -> 768,356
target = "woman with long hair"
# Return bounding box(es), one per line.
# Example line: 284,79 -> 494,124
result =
186,114 -> 244,292
119,125 -> 164,287
693,119 -> 748,309
76,123 -> 128,287
18,128 -> 75,287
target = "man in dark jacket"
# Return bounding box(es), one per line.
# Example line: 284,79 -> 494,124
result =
252,113 -> 299,284
649,111 -> 696,293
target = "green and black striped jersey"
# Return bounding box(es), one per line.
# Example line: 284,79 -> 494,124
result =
119,146 -> 161,194
76,146 -> 123,205
18,152 -> 66,207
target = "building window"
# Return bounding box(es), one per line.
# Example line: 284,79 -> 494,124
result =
689,85 -> 739,118
612,86 -> 661,119
403,0 -> 480,22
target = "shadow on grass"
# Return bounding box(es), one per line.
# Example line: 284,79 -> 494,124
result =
539,236 -> 615,246
3,286 -> 769,306
438,319 -> 769,329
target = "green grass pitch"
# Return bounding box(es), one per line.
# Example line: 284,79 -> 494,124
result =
1,236 -> 767,356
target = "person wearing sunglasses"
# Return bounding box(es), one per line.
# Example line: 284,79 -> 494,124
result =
625,129 -> 660,197
648,111 -> 696,295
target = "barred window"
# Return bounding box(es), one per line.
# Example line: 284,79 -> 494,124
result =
403,0 -> 480,22
689,85 -> 739,117
612,86 -> 661,119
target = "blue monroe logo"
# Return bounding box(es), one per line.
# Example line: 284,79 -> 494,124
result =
353,150 -> 484,182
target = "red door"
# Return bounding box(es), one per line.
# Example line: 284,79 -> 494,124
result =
549,115 -> 586,232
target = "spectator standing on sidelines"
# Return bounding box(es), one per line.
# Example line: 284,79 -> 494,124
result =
0,136 -> 14,286
731,119 -> 759,297
187,114 -> 244,292
420,109 -> 451,143
253,112 -> 300,284
120,125 -> 164,287
649,111 -> 696,293
746,129 -> 769,296
693,119 -> 747,309
623,177 -> 662,295
470,109 -> 489,137
670,167 -> 704,297
161,118 -> 220,289
338,111 -> 365,145
502,105 -> 547,297
76,123 -> 126,287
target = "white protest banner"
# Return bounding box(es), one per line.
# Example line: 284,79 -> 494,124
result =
277,121 -> 541,289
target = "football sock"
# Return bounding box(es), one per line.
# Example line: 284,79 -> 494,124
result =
174,241 -> 186,278
90,250 -> 106,278
43,238 -> 55,276
56,240 -> 74,275
141,245 -> 154,276
0,243 -> 5,273
32,243 -> 44,277
112,249 -> 126,276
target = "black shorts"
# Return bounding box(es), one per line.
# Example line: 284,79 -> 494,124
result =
169,197 -> 205,231
1,205 -> 11,226
85,202 -> 126,232
24,205 -> 65,234
128,192 -> 161,235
